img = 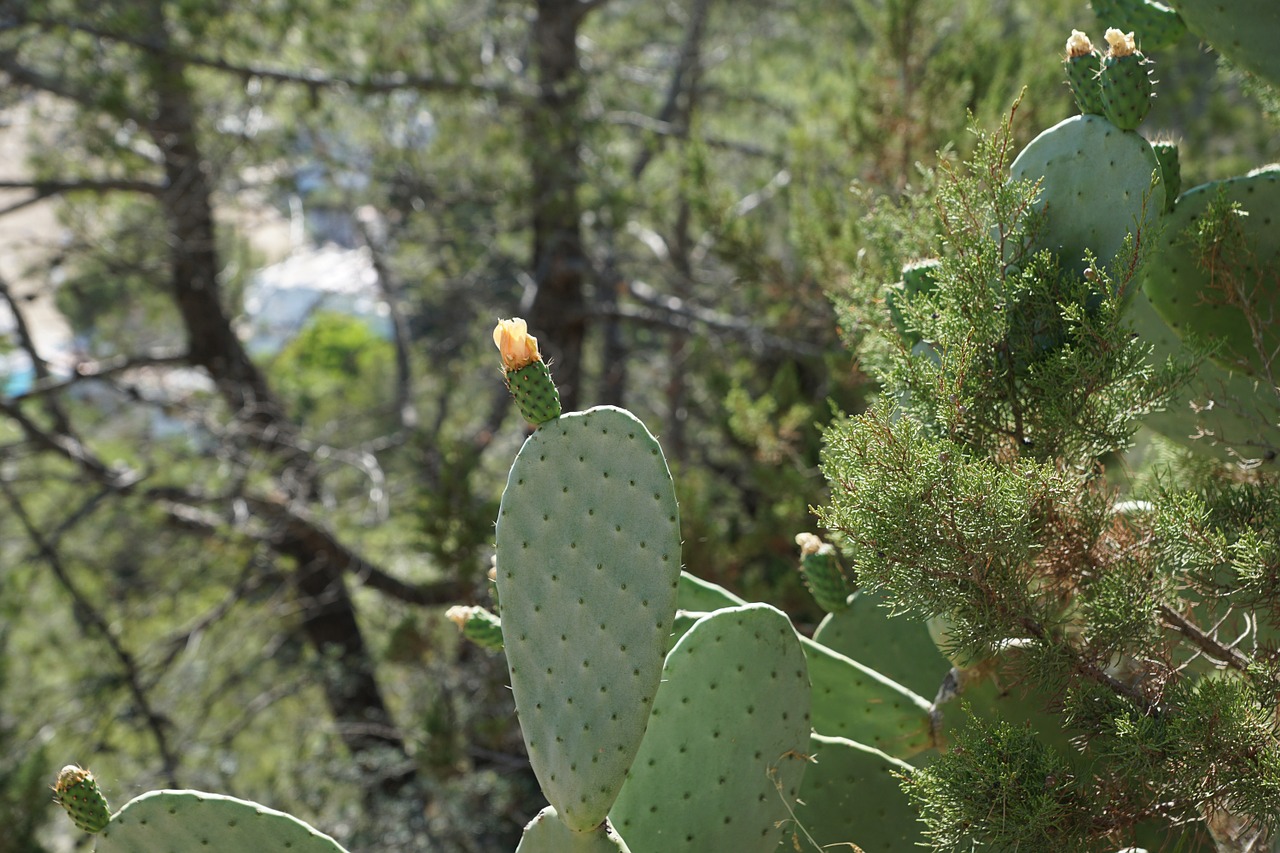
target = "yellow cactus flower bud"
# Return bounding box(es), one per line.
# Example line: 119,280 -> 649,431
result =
492,318 -> 542,372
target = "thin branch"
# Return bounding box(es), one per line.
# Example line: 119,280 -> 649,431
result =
0,178 -> 165,218
11,13 -> 531,105
630,0 -> 713,179
0,398 -> 139,489
1159,604 -> 1253,673
0,478 -> 181,785
356,216 -> 417,430
13,349 -> 191,400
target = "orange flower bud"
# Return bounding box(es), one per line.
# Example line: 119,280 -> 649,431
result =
492,318 -> 542,372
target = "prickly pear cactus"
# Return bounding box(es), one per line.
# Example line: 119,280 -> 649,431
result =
445,604 -> 504,651
676,569 -> 745,612
1099,29 -> 1154,131
1091,0 -> 1186,51
775,734 -> 924,853
794,532 -> 852,613
1151,140 -> 1180,213
886,258 -> 942,345
805,636 -> 937,758
52,765 -> 110,834
494,318 -> 561,425
1169,0 -> 1280,87
515,806 -> 631,853
609,604 -> 811,853
71,788 -> 350,853
812,589 -> 951,700
1063,30 -> 1106,116
495,405 -> 682,832
1142,169 -> 1280,379
1010,113 -> 1165,285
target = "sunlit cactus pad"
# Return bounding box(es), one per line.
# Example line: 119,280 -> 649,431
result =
93,790 -> 349,853
610,604 -> 811,853
1010,114 -> 1164,283
813,590 -> 951,699
515,806 -> 632,853
496,405 -> 682,831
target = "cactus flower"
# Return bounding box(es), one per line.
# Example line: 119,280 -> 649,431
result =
1104,28 -> 1137,57
1065,29 -> 1094,58
493,317 -> 542,372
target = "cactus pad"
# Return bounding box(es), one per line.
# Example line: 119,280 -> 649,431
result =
776,734 -> 923,853
1010,114 -> 1164,285
805,637 -> 937,758
1151,140 -> 1180,212
1141,170 -> 1280,379
53,765 -> 110,834
495,405 -> 682,831
505,360 -> 562,425
515,806 -> 631,853
1099,31 -> 1154,131
1063,31 -> 1106,116
1091,0 -> 1186,51
676,569 -> 746,611
92,790 -> 349,853
812,589 -> 951,699
1171,0 -> 1280,87
610,604 -> 811,853
795,533 -> 852,613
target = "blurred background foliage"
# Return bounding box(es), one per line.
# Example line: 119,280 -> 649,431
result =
0,0 -> 1276,850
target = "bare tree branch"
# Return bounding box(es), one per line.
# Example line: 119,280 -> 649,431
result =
0,178 -> 164,218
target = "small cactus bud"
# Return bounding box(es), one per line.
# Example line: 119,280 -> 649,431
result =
445,605 -> 505,651
795,533 -> 852,613
1063,30 -> 1106,116
52,765 -> 110,834
1099,28 -> 1154,130
492,317 -> 561,425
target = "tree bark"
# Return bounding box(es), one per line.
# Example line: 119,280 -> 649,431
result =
138,1 -> 424,817
525,0 -> 597,411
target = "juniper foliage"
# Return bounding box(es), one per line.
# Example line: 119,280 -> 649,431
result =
818,107 -> 1280,849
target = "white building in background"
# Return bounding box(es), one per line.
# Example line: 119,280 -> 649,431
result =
237,243 -> 393,360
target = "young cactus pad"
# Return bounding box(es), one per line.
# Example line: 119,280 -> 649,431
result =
495,405 -> 682,832
1010,114 -> 1165,286
90,790 -> 350,853
1099,29 -> 1154,131
515,806 -> 631,853
53,765 -> 110,834
609,604 -> 811,853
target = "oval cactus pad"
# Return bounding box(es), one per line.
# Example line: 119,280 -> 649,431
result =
610,604 -> 812,853
1010,114 -> 1164,282
496,406 -> 682,831
94,790 -> 349,853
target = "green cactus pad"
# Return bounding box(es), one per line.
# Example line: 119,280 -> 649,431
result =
812,590 -> 951,699
495,405 -> 682,831
1010,114 -> 1164,285
1126,289 -> 1280,464
610,604 -> 811,853
1141,170 -> 1280,379
515,806 -> 631,853
92,790 -> 349,853
1172,0 -> 1280,87
775,734 -> 923,853
53,766 -> 110,834
1091,0 -> 1187,51
676,569 -> 746,612
1100,50 -> 1154,131
805,637 -> 937,758
504,360 -> 562,425
448,605 -> 505,651
1064,50 -> 1106,116
886,258 -> 941,344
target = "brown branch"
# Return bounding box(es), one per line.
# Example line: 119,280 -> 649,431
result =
0,178 -> 165,218
13,349 -> 191,400
356,217 -> 417,430
1159,604 -> 1254,673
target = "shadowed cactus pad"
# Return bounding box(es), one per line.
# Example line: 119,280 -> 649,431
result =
496,405 -> 682,831
1100,29 -> 1154,131
53,765 -> 110,834
1064,30 -> 1106,116
91,790 -> 349,852
610,604 -> 811,853
776,734 -> 923,853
